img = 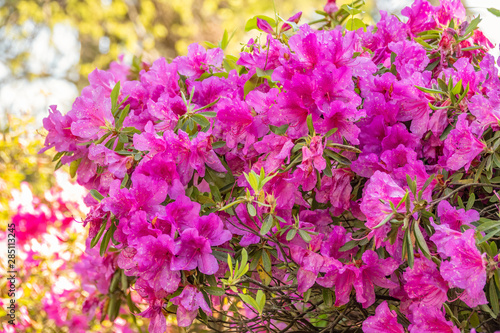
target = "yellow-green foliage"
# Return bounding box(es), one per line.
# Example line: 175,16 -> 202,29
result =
0,115 -> 54,228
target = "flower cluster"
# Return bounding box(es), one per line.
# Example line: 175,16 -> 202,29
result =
41,0 -> 500,332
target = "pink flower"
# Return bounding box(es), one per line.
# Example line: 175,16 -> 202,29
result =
174,43 -> 223,79
403,256 -> 448,307
440,113 -> 485,171
360,171 -> 407,247
437,200 -> 479,231
171,286 -> 211,327
362,301 -> 404,333
318,250 -> 398,308
408,304 -> 460,333
70,86 -> 114,140
430,224 -> 488,307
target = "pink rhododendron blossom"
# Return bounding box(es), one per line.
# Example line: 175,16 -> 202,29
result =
171,286 -> 211,327
403,256 -> 448,307
362,301 -> 404,333
431,223 -> 487,307
440,113 -> 485,171
408,304 -> 460,333
174,44 -> 224,79
360,171 -> 407,247
437,200 -> 479,231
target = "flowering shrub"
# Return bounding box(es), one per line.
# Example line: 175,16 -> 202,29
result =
41,0 -> 500,332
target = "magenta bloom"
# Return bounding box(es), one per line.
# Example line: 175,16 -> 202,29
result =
174,43 -> 224,78
139,305 -> 167,333
103,174 -> 168,218
316,168 -> 353,214
318,250 -> 398,308
171,285 -> 211,327
408,304 -> 460,333
40,105 -> 79,154
70,86 -> 114,140
469,92 -> 500,130
362,301 -> 404,333
389,41 -> 429,80
437,200 -> 479,231
172,213 -> 231,275
88,144 -> 132,179
403,256 -> 448,307
441,113 -> 485,171
134,234 -> 180,294
290,244 -> 341,293
430,224 -> 488,307
360,171 -> 407,247
254,134 -> 294,173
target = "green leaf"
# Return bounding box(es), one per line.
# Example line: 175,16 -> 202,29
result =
69,158 -> 81,178
324,149 -> 351,165
451,79 -> 462,95
322,288 -> 333,307
298,229 -> 312,243
340,4 -> 362,15
345,18 -> 366,31
489,282 -> 499,315
244,78 -> 257,97
52,151 -> 65,162
204,286 -> 225,296
221,29 -> 229,50
306,114 -> 314,134
110,81 -> 121,114
212,141 -> 226,149
115,104 -> 130,130
192,114 -> 210,127
488,8 -> 500,17
256,290 -> 266,315
228,254 -> 233,276
238,293 -> 260,313
269,124 -> 289,136
478,226 -> 500,244
324,127 -> 338,138
286,229 -> 297,241
120,173 -> 129,189
192,97 -> 221,113
465,16 -> 482,37
414,222 -> 431,259
415,85 -> 445,94
404,228 -> 414,268
262,250 -> 271,272
240,249 -> 248,270
406,174 -> 417,196
91,221 -> 107,248
90,189 -> 105,202
247,203 -> 257,217
198,111 -> 217,117
440,123 -> 453,141
373,213 -> 394,229
260,215 -> 274,235
339,240 -> 358,252
466,193 -> 476,211
100,221 -> 117,256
